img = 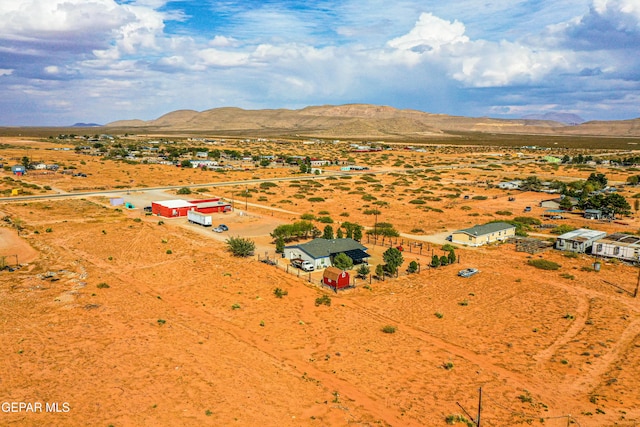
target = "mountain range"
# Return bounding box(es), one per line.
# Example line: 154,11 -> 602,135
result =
105,104 -> 640,139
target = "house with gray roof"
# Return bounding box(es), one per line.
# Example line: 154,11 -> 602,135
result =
555,228 -> 607,253
450,222 -> 516,247
283,238 -> 369,269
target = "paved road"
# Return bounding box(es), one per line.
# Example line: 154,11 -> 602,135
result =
0,171 -> 371,204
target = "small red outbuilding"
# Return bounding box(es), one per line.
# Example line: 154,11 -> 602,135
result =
323,267 -> 350,290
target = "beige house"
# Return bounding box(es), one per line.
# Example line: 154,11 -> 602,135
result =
450,222 -> 516,247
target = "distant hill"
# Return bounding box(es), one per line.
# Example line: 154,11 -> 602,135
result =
522,113 -> 585,125
72,122 -> 102,127
105,104 -> 640,138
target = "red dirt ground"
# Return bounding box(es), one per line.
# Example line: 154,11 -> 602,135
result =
1,137 -> 639,426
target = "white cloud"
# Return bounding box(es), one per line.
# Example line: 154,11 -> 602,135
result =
388,13 -> 469,51
198,48 -> 250,67
386,11 -> 575,87
0,68 -> 13,76
44,66 -> 60,75
209,35 -> 238,47
0,0 -> 133,44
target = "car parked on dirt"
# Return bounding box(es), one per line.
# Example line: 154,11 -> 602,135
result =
213,224 -> 228,233
291,258 -> 314,272
458,268 -> 479,278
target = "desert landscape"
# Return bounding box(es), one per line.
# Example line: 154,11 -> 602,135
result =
1,110 -> 640,427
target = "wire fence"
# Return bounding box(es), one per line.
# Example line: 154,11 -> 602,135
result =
256,243 -> 465,290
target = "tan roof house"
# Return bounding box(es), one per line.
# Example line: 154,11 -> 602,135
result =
450,222 -> 516,247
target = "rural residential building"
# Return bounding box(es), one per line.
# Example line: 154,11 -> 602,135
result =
592,233 -> 640,262
497,180 -> 522,190
284,238 -> 369,270
310,159 -> 331,167
584,209 -> 603,220
11,165 -> 25,176
554,228 -> 607,253
450,222 -> 516,247
323,267 -> 351,290
189,160 -> 218,168
539,196 -> 578,210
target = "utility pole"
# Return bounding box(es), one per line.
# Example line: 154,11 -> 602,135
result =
477,387 -> 482,427
374,211 -> 378,243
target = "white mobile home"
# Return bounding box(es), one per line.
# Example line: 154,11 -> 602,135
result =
592,233 -> 640,262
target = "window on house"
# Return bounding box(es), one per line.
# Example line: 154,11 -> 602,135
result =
596,244 -> 603,252
572,242 -> 578,249
613,247 -> 620,255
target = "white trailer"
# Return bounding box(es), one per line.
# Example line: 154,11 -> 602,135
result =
187,210 -> 212,227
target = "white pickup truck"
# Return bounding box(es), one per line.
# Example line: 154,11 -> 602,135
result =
291,258 -> 314,272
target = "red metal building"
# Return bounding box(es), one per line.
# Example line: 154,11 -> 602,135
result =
151,200 -> 197,218
323,267 -> 350,290
189,198 -> 232,213
151,198 -> 232,217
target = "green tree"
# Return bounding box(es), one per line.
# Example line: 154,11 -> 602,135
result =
332,253 -> 354,270
604,193 -> 631,217
225,236 -> 256,257
383,247 -> 404,276
447,249 -> 456,264
520,176 -> 542,191
357,264 -> 370,279
21,156 -> 30,169
375,264 -> 385,279
336,228 -> 344,239
342,222 -> 362,240
323,225 -> 334,240
431,255 -> 440,268
559,196 -> 574,210
439,255 -> 449,266
353,226 -> 363,241
259,159 -> 270,167
275,236 -> 285,254
177,187 -> 192,195
180,159 -> 192,168
407,260 -> 419,273
587,173 -> 608,189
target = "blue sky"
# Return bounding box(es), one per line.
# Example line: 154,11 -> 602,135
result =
0,0 -> 638,126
